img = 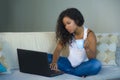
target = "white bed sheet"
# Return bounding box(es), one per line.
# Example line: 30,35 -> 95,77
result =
0,66 -> 120,80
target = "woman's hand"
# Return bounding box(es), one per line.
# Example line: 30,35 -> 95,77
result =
50,63 -> 58,71
84,32 -> 97,58
84,39 -> 89,49
84,39 -> 90,53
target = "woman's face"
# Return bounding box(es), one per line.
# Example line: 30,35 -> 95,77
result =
63,16 -> 78,33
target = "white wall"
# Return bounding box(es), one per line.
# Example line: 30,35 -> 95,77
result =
0,0 -> 120,32
35,0 -> 120,33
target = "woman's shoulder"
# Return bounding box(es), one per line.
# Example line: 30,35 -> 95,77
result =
87,28 -> 96,38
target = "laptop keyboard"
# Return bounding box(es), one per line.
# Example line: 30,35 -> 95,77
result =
49,70 -> 64,76
50,70 -> 63,73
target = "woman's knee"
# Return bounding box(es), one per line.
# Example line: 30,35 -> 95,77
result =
89,59 -> 102,74
47,53 -> 53,63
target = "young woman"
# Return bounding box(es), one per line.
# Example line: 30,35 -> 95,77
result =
48,8 -> 101,77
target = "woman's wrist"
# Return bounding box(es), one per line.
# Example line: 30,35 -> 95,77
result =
52,60 -> 57,64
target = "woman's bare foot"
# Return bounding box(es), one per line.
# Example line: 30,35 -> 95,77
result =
81,75 -> 86,78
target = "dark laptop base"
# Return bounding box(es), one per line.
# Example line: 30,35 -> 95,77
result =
17,49 -> 64,77
20,69 -> 64,77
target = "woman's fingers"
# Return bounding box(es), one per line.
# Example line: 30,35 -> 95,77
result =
50,63 -> 58,70
84,39 -> 89,48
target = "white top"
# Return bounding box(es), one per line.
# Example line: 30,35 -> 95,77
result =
68,27 -> 89,67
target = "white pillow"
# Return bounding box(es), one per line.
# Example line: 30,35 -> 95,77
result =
96,33 -> 118,65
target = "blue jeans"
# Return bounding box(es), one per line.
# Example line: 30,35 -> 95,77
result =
48,54 -> 101,77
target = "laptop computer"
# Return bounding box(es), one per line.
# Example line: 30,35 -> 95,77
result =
17,48 -> 64,77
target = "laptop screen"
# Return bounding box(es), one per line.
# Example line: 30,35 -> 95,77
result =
17,49 -> 50,75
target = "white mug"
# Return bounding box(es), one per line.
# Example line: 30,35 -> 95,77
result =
76,39 -> 84,49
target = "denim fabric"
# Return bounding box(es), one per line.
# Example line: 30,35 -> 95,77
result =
48,54 -> 101,77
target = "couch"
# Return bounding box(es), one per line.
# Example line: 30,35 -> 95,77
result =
0,32 -> 120,80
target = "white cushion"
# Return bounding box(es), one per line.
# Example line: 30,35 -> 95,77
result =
0,32 -> 56,69
0,32 -> 119,70
96,33 -> 118,65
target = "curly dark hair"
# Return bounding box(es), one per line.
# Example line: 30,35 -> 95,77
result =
56,8 -> 84,47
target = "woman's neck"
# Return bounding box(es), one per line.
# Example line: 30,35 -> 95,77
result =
74,26 -> 84,35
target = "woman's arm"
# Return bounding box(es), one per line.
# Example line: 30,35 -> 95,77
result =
52,41 -> 63,63
84,30 -> 97,59
50,41 -> 63,70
